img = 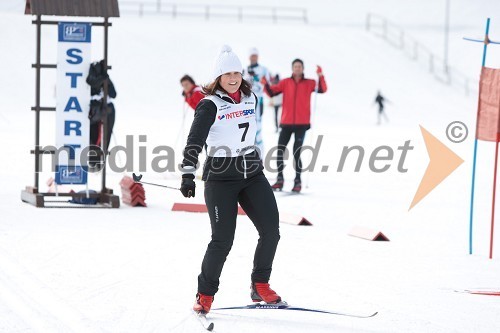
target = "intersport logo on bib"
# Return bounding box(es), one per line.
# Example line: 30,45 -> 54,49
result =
218,109 -> 255,120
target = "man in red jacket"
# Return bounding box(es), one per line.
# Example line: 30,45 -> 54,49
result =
263,58 -> 327,192
180,74 -> 205,110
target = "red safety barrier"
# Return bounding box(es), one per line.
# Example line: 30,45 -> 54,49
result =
172,202 -> 245,215
348,226 -> 389,241
171,203 -> 312,226
120,175 -> 146,207
279,213 -> 313,226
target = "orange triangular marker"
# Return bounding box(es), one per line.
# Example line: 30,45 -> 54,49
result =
409,126 -> 464,210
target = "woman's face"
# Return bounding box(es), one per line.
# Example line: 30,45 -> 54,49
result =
220,72 -> 242,94
181,80 -> 194,94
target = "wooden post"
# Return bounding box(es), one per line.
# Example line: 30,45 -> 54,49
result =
34,14 -> 41,189
102,17 -> 109,192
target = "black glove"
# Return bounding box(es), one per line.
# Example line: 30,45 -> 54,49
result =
180,174 -> 196,198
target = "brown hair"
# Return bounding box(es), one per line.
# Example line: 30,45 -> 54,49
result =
202,76 -> 253,97
180,74 -> 196,85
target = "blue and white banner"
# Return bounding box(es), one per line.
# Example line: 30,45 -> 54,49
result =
55,22 -> 92,185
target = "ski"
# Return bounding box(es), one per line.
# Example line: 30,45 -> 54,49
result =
193,310 -> 214,331
212,302 -> 377,319
454,289 -> 500,296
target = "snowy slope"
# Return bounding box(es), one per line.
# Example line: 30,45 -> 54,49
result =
1,1 -> 500,332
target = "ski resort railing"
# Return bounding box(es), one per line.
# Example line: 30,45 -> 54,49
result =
120,1 -> 308,24
366,13 -> 478,96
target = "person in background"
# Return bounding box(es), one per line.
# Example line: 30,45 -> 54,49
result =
374,90 -> 389,125
180,74 -> 205,110
86,60 -> 117,169
245,47 -> 270,157
263,59 -> 327,193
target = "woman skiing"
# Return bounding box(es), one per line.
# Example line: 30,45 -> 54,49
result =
180,45 -> 282,314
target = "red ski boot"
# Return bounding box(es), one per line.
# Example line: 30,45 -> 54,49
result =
291,179 -> 302,193
251,282 -> 282,303
271,178 -> 284,191
193,293 -> 214,314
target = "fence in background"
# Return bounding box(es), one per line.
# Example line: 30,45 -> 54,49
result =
120,1 -> 308,24
366,13 -> 477,96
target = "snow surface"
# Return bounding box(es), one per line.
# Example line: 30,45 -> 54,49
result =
1,0 -> 500,332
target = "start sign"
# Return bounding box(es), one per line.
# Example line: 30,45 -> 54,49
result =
55,22 -> 92,185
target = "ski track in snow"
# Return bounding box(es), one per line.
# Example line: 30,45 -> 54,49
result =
0,247 -> 102,333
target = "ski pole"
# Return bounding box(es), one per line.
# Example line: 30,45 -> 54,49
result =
174,102 -> 189,149
133,173 -> 180,190
305,72 -> 320,189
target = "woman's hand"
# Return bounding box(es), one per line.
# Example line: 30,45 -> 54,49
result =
180,175 -> 196,198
